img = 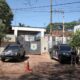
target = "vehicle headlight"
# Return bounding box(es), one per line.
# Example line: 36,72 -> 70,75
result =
62,53 -> 66,55
6,50 -> 12,55
62,52 -> 70,56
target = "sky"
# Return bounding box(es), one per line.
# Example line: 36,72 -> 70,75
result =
6,0 -> 80,27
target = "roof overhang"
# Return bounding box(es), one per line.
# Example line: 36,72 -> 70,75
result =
12,26 -> 46,32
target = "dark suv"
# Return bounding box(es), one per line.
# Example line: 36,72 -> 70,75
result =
0,44 -> 25,61
57,44 -> 79,63
50,44 -> 79,63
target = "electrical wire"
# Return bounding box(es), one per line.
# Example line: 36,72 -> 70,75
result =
12,1 -> 80,11
13,9 -> 80,14
65,10 -> 80,13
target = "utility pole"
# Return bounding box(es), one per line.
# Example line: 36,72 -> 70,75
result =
50,0 -> 53,35
53,10 -> 65,43
50,9 -> 65,44
62,12 -> 65,44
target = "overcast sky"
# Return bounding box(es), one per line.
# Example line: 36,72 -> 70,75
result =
6,0 -> 80,27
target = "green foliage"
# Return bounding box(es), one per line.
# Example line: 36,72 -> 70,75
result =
19,23 -> 25,27
69,31 -> 80,48
46,23 -> 62,33
0,0 -> 13,46
0,23 -> 6,38
46,21 -> 80,33
65,21 -> 78,29
0,0 -> 13,28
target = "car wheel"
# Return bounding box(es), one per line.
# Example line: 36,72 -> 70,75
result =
17,53 -> 22,60
21,51 -> 25,59
59,58 -> 63,63
50,52 -> 53,59
76,57 -> 79,64
1,58 -> 5,62
58,55 -> 63,63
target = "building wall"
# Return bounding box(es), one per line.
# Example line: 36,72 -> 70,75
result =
41,37 -> 48,53
18,35 -> 35,42
74,25 -> 80,32
4,34 -> 16,42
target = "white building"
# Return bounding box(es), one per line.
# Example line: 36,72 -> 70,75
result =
11,26 -> 48,54
74,25 -> 80,32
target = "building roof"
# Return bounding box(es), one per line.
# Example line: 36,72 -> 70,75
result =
12,26 -> 46,32
52,30 -> 73,37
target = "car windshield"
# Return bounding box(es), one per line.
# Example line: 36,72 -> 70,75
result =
60,45 -> 71,51
7,46 -> 19,50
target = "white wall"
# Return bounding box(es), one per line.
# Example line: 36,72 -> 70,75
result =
23,35 -> 35,41
48,36 -> 53,48
41,37 -> 48,53
55,36 -> 69,44
4,34 -> 16,42
74,25 -> 80,32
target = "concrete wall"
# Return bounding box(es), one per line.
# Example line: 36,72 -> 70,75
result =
55,36 -> 71,44
41,37 -> 48,53
3,34 -> 49,54
4,34 -> 16,42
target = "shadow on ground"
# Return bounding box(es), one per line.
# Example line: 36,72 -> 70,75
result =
1,56 -> 29,63
18,62 -> 80,80
0,76 -> 11,80
0,62 -> 80,80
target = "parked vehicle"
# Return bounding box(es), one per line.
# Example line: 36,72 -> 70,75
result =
49,45 -> 59,59
58,44 -> 79,63
0,44 -> 25,61
50,44 -> 79,64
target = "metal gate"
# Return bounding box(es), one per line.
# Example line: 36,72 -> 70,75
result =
17,35 -> 41,55
24,41 -> 41,55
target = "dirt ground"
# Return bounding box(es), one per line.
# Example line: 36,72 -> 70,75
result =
0,53 -> 80,80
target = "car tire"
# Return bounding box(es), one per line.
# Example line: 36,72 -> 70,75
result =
50,52 -> 53,59
1,58 -> 5,62
58,55 -> 63,63
76,57 -> 79,64
17,53 -> 22,61
59,58 -> 63,63
21,51 -> 25,59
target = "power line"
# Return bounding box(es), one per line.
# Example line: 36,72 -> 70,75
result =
65,10 -> 80,13
53,1 -> 80,6
13,9 -> 80,14
12,1 -> 80,11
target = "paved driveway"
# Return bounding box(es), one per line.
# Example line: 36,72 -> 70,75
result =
0,52 -> 58,78
0,52 -> 80,80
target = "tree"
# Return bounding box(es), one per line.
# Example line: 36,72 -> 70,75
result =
64,21 -> 78,30
0,0 -> 13,29
0,23 -> 6,46
46,23 -> 63,33
19,23 -> 25,27
0,0 -> 13,46
70,31 -> 80,47
69,30 -> 80,55
46,21 -> 80,33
